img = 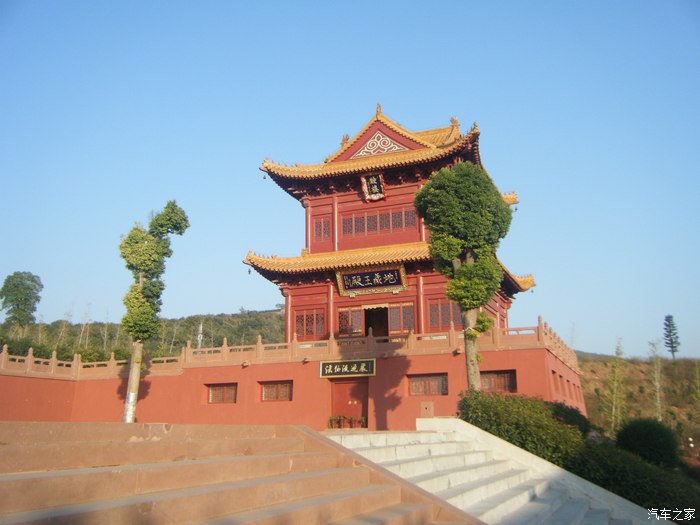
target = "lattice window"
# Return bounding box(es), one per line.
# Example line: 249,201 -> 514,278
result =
408,374 -> 448,396
208,383 -> 237,404
338,307 -> 363,336
367,215 -> 377,232
313,217 -> 331,241
261,381 -> 293,401
295,309 -> 325,340
388,303 -> 414,334
340,207 -> 418,237
427,299 -> 463,330
379,212 -> 390,231
404,210 -> 416,227
481,370 -> 517,393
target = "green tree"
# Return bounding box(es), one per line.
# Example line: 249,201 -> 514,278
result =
414,162 -> 512,390
663,314 -> 680,361
602,341 -> 627,436
120,201 -> 189,422
0,272 -> 43,338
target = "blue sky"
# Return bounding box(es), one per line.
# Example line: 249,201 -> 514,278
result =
1,1 -> 698,358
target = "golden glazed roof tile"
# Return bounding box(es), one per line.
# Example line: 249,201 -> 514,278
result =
244,241 -> 535,293
261,125 -> 480,180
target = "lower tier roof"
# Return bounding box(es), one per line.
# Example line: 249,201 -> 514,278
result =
244,241 -> 534,293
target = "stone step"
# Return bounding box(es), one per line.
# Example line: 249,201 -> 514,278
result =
437,468 -> 531,510
329,502 -> 434,525
580,509 -> 612,525
0,436 -> 305,473
326,431 -> 457,448
540,499 -> 589,525
0,422 -> 286,444
0,467 -> 372,525
497,488 -> 568,525
198,484 -> 403,525
408,459 -> 513,494
0,451 -> 340,514
375,449 -> 494,479
462,477 -> 551,523
351,441 -> 474,463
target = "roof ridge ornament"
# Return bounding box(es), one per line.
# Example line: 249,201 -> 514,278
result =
376,103 -> 382,117
341,134 -> 349,147
450,117 -> 459,128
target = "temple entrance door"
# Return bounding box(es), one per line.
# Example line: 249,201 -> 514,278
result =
331,379 -> 368,423
364,307 -> 388,337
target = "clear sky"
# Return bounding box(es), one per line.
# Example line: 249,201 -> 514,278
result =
1,1 -> 698,358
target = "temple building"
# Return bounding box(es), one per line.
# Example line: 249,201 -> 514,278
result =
244,106 -> 586,427
0,107 -> 586,430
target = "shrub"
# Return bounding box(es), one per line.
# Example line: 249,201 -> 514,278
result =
549,401 -> 591,435
616,418 -> 680,468
458,392 -> 584,466
568,442 -> 700,522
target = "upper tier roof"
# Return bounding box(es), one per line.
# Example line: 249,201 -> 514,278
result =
244,241 -> 535,294
260,105 -> 482,181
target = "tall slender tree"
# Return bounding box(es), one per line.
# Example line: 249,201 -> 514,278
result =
663,315 -> 680,361
603,340 -> 626,436
0,271 -> 43,338
648,340 -> 664,422
414,162 -> 512,390
120,201 -> 189,422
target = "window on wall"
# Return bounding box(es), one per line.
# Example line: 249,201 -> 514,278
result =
313,217 -> 331,241
261,381 -> 293,401
207,383 -> 237,404
338,307 -> 364,336
408,374 -> 448,396
481,370 -> 517,393
295,309 -> 325,340
388,303 -> 414,335
427,299 -> 463,331
340,207 -> 417,237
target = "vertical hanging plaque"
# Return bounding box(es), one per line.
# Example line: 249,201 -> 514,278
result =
360,173 -> 386,202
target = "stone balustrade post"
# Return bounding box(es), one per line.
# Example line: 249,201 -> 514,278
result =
49,351 -> 57,374
328,333 -> 337,356
407,329 -> 415,351
25,348 -> 34,372
537,315 -> 544,342
448,322 -> 456,348
72,353 -> 82,380
291,333 -> 298,357
255,334 -> 263,358
1,344 -> 8,369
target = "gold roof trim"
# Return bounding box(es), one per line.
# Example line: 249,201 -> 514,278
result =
244,241 -> 535,293
245,242 -> 430,274
260,125 -> 479,180
502,192 -> 519,205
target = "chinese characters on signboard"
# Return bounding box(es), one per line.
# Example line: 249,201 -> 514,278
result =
320,359 -> 376,378
360,173 -> 386,202
336,266 -> 407,297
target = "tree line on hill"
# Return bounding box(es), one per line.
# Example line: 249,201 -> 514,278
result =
0,309 -> 286,363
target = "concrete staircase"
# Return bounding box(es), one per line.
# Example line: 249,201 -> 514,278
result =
326,419 -> 648,525
0,421 -> 479,525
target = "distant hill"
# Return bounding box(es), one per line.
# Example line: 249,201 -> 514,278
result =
577,351 -> 700,445
0,308 -> 286,362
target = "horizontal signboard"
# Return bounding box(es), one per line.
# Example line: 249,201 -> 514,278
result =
320,358 -> 376,378
336,265 -> 407,297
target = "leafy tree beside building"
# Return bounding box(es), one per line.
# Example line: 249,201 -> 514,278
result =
0,271 -> 43,338
414,162 -> 512,391
120,201 -> 189,422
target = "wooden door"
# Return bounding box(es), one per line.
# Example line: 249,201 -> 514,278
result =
331,379 -> 368,421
